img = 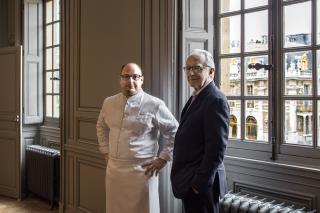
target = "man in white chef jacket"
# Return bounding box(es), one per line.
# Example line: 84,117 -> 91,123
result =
96,63 -> 178,213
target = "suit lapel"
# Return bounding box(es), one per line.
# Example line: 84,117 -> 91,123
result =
180,96 -> 193,121
179,82 -> 214,126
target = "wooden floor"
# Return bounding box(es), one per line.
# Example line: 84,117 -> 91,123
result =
0,194 -> 59,213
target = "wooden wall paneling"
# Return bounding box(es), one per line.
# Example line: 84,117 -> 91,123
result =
21,125 -> 38,195
62,0 -> 179,212
0,138 -> 17,190
77,0 -> 142,110
0,0 -> 9,47
60,0 -> 67,211
8,0 -> 21,46
39,126 -> 60,148
76,158 -> 106,213
141,0 -> 152,92
67,154 -> 74,208
76,116 -> 99,149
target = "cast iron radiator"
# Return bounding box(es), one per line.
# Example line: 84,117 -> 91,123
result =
26,145 -> 60,209
219,192 -> 317,213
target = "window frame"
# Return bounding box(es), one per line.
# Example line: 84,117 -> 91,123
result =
43,0 -> 61,127
215,0 -> 272,150
213,0 -> 320,164
278,0 -> 320,160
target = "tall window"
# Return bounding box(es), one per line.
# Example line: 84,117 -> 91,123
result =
45,0 -> 60,120
219,0 -> 269,143
283,1 -> 314,147
217,0 -> 320,161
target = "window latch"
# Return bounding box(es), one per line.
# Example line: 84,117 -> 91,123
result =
248,63 -> 273,71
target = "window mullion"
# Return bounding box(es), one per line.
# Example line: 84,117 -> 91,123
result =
312,0 -> 318,148
51,20 -> 54,117
240,0 -> 245,141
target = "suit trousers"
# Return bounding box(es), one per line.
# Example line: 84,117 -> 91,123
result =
182,186 -> 220,213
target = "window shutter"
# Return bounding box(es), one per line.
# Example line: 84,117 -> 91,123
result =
23,0 -> 43,124
179,0 -> 214,109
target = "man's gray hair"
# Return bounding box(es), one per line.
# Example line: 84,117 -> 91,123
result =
189,49 -> 215,69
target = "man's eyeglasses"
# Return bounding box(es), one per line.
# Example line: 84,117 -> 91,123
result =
183,65 -> 210,73
120,74 -> 142,81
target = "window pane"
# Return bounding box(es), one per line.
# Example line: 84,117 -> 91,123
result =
220,15 -> 241,54
53,95 -> 60,118
317,50 -> 320,95
284,100 -> 313,146
46,25 -> 52,47
229,100 -> 241,139
245,10 -> 268,52
46,72 -> 53,93
53,22 -> 60,46
220,0 -> 240,14
53,0 -> 60,21
245,100 -> 269,141
46,1 -> 53,23
284,2 -> 311,48
284,51 -> 312,96
46,48 -> 52,70
53,47 -> 60,69
245,0 -> 268,9
221,57 -> 241,96
53,71 -> 60,93
245,55 -> 269,96
46,95 -> 53,117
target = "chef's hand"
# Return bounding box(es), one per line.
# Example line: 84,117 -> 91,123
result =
142,158 -> 167,176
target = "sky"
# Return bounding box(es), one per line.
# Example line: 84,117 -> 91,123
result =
225,0 -> 312,43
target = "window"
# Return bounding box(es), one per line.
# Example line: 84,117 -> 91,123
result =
219,0 -> 269,144
283,1 -> 314,148
215,0 -> 320,162
246,116 -> 257,140
44,0 -> 60,121
230,115 -> 238,138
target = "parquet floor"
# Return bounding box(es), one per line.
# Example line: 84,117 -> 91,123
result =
0,194 -> 59,213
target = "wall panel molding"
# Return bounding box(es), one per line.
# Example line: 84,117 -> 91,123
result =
62,0 -> 178,212
66,154 -> 74,207
76,158 -> 105,213
225,156 -> 320,182
76,118 -> 98,148
77,0 -> 142,109
185,0 -> 208,32
64,144 -> 104,163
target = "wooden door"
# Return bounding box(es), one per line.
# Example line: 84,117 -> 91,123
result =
0,46 -> 22,199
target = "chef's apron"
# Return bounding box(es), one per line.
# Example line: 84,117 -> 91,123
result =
106,157 -> 160,213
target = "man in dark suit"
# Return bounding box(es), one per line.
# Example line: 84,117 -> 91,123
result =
171,49 -> 230,213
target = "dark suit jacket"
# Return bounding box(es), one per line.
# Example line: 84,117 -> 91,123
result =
171,82 -> 230,199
